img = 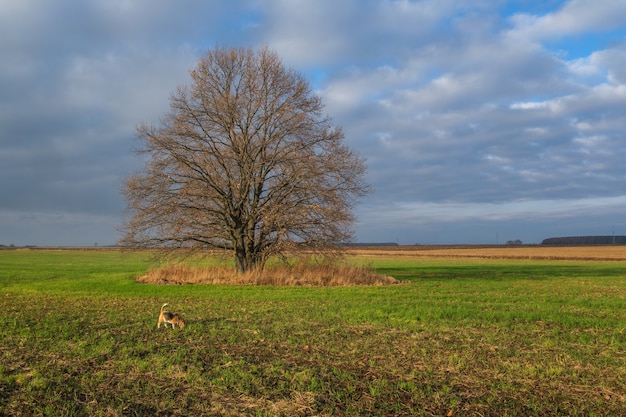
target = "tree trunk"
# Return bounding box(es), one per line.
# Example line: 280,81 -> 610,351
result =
232,224 -> 261,273
234,244 -> 261,273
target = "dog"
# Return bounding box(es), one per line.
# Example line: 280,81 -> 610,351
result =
157,303 -> 186,329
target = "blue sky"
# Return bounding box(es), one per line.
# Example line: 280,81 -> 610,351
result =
1,0 -> 625,246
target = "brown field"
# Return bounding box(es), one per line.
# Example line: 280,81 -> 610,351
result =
347,244 -> 626,261
8,244 -> 626,261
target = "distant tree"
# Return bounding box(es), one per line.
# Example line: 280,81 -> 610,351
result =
506,239 -> 523,245
121,47 -> 370,272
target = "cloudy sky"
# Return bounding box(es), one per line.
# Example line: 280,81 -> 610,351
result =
1,0 -> 625,246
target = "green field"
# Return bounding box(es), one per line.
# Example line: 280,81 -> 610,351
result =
1,249 -> 625,416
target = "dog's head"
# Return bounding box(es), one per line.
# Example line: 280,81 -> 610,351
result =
177,318 -> 186,329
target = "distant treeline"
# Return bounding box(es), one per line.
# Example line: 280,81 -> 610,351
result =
542,236 -> 626,245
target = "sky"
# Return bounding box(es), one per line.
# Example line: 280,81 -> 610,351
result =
1,0 -> 626,246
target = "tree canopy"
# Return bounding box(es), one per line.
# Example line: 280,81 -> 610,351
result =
121,46 -> 370,272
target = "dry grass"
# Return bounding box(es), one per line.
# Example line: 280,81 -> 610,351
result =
348,245 -> 626,261
137,262 -> 401,286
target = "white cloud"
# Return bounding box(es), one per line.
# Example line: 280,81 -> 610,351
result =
598,46 -> 626,84
508,0 -> 626,42
510,101 -> 550,110
261,0 -> 358,67
361,195 -> 626,227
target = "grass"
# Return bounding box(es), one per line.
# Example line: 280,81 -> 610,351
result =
1,248 -> 625,416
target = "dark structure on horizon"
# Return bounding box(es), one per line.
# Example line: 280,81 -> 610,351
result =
542,236 -> 626,245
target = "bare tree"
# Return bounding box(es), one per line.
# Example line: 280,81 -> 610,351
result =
121,47 -> 370,272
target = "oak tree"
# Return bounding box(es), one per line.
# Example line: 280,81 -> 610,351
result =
121,47 -> 369,272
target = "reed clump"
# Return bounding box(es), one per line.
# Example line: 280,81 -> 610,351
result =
137,261 -> 400,286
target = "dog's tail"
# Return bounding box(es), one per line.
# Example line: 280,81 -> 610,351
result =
161,303 -> 169,313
